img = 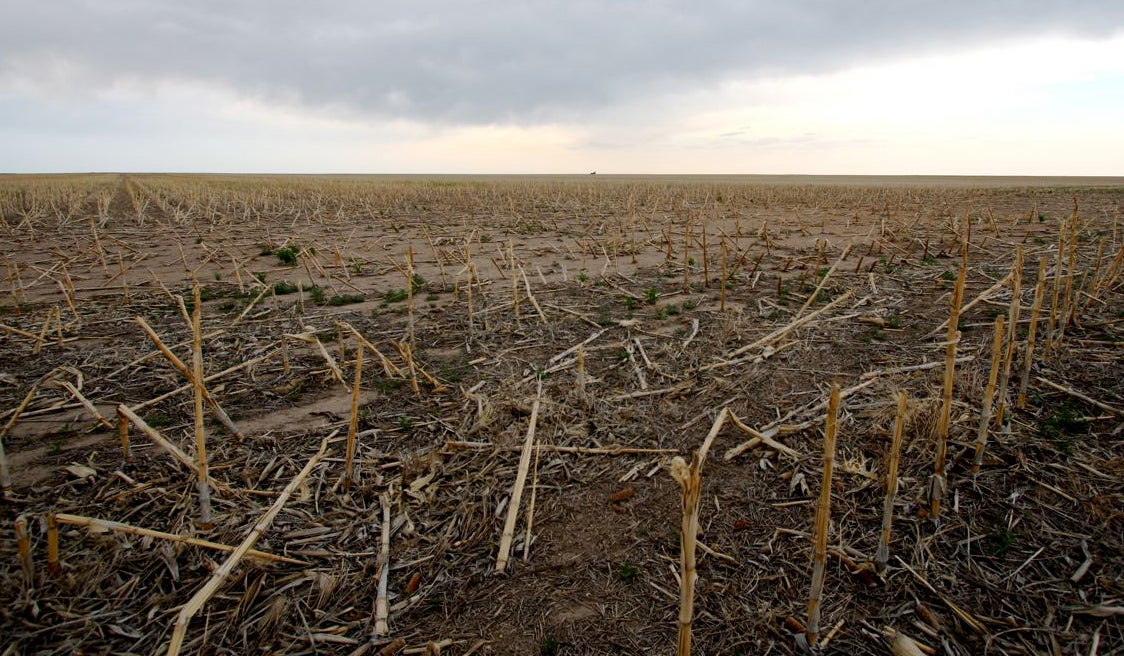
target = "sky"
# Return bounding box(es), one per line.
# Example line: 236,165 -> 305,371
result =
2,1 -> 1124,175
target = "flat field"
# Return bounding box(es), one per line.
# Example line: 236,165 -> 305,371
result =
1,174 -> 1122,655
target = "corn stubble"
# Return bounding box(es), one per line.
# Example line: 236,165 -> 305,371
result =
931,238 -> 967,519
806,385 -> 840,646
0,175 -> 1120,655
668,407 -> 728,656
875,391 -> 908,574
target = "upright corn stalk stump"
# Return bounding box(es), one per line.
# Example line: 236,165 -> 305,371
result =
875,391 -> 908,573
15,515 -> 33,589
669,407 -> 728,656
973,315 -> 1006,473
993,247 -> 1022,426
117,409 -> 131,460
1017,258 -> 1049,409
1045,214 -> 1069,353
932,241 -> 967,519
807,385 -> 840,646
342,335 -> 364,492
190,287 -> 212,530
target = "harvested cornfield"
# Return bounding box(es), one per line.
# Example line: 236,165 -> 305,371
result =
1,174 -> 1122,655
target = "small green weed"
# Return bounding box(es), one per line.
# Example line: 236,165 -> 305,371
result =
540,637 -> 560,656
197,286 -> 224,302
275,246 -> 299,266
986,528 -> 1021,557
273,281 -> 299,295
384,289 -> 409,303
376,378 -> 405,394
217,299 -> 243,313
439,365 -> 469,384
145,411 -> 174,428
328,294 -> 365,306
614,562 -> 640,582
861,327 -> 888,343
1039,404 -> 1087,454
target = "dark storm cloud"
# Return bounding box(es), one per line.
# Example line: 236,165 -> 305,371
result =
3,1 -> 1122,124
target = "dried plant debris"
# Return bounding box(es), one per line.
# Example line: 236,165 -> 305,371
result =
1,175 -> 1122,655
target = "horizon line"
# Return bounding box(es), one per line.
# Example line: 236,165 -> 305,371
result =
4,171 -> 1123,180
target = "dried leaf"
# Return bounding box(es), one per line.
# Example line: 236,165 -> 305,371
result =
1075,605 -> 1124,617
409,470 -> 436,493
889,630 -> 928,656
404,572 -> 421,594
377,638 -> 406,655
669,457 -> 690,487
783,616 -> 807,634
789,471 -> 809,495
608,486 -> 635,503
108,624 -> 142,639
64,464 -> 97,479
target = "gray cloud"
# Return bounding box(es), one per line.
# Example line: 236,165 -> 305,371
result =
2,1 -> 1123,125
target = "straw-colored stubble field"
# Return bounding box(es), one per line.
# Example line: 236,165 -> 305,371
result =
1,174 -> 1122,655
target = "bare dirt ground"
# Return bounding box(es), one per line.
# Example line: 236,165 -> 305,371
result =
0,174 -> 1122,655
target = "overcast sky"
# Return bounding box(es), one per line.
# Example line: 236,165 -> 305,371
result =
3,1 -> 1123,175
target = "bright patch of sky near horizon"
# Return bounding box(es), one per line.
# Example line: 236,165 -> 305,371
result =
1,3 -> 1122,175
